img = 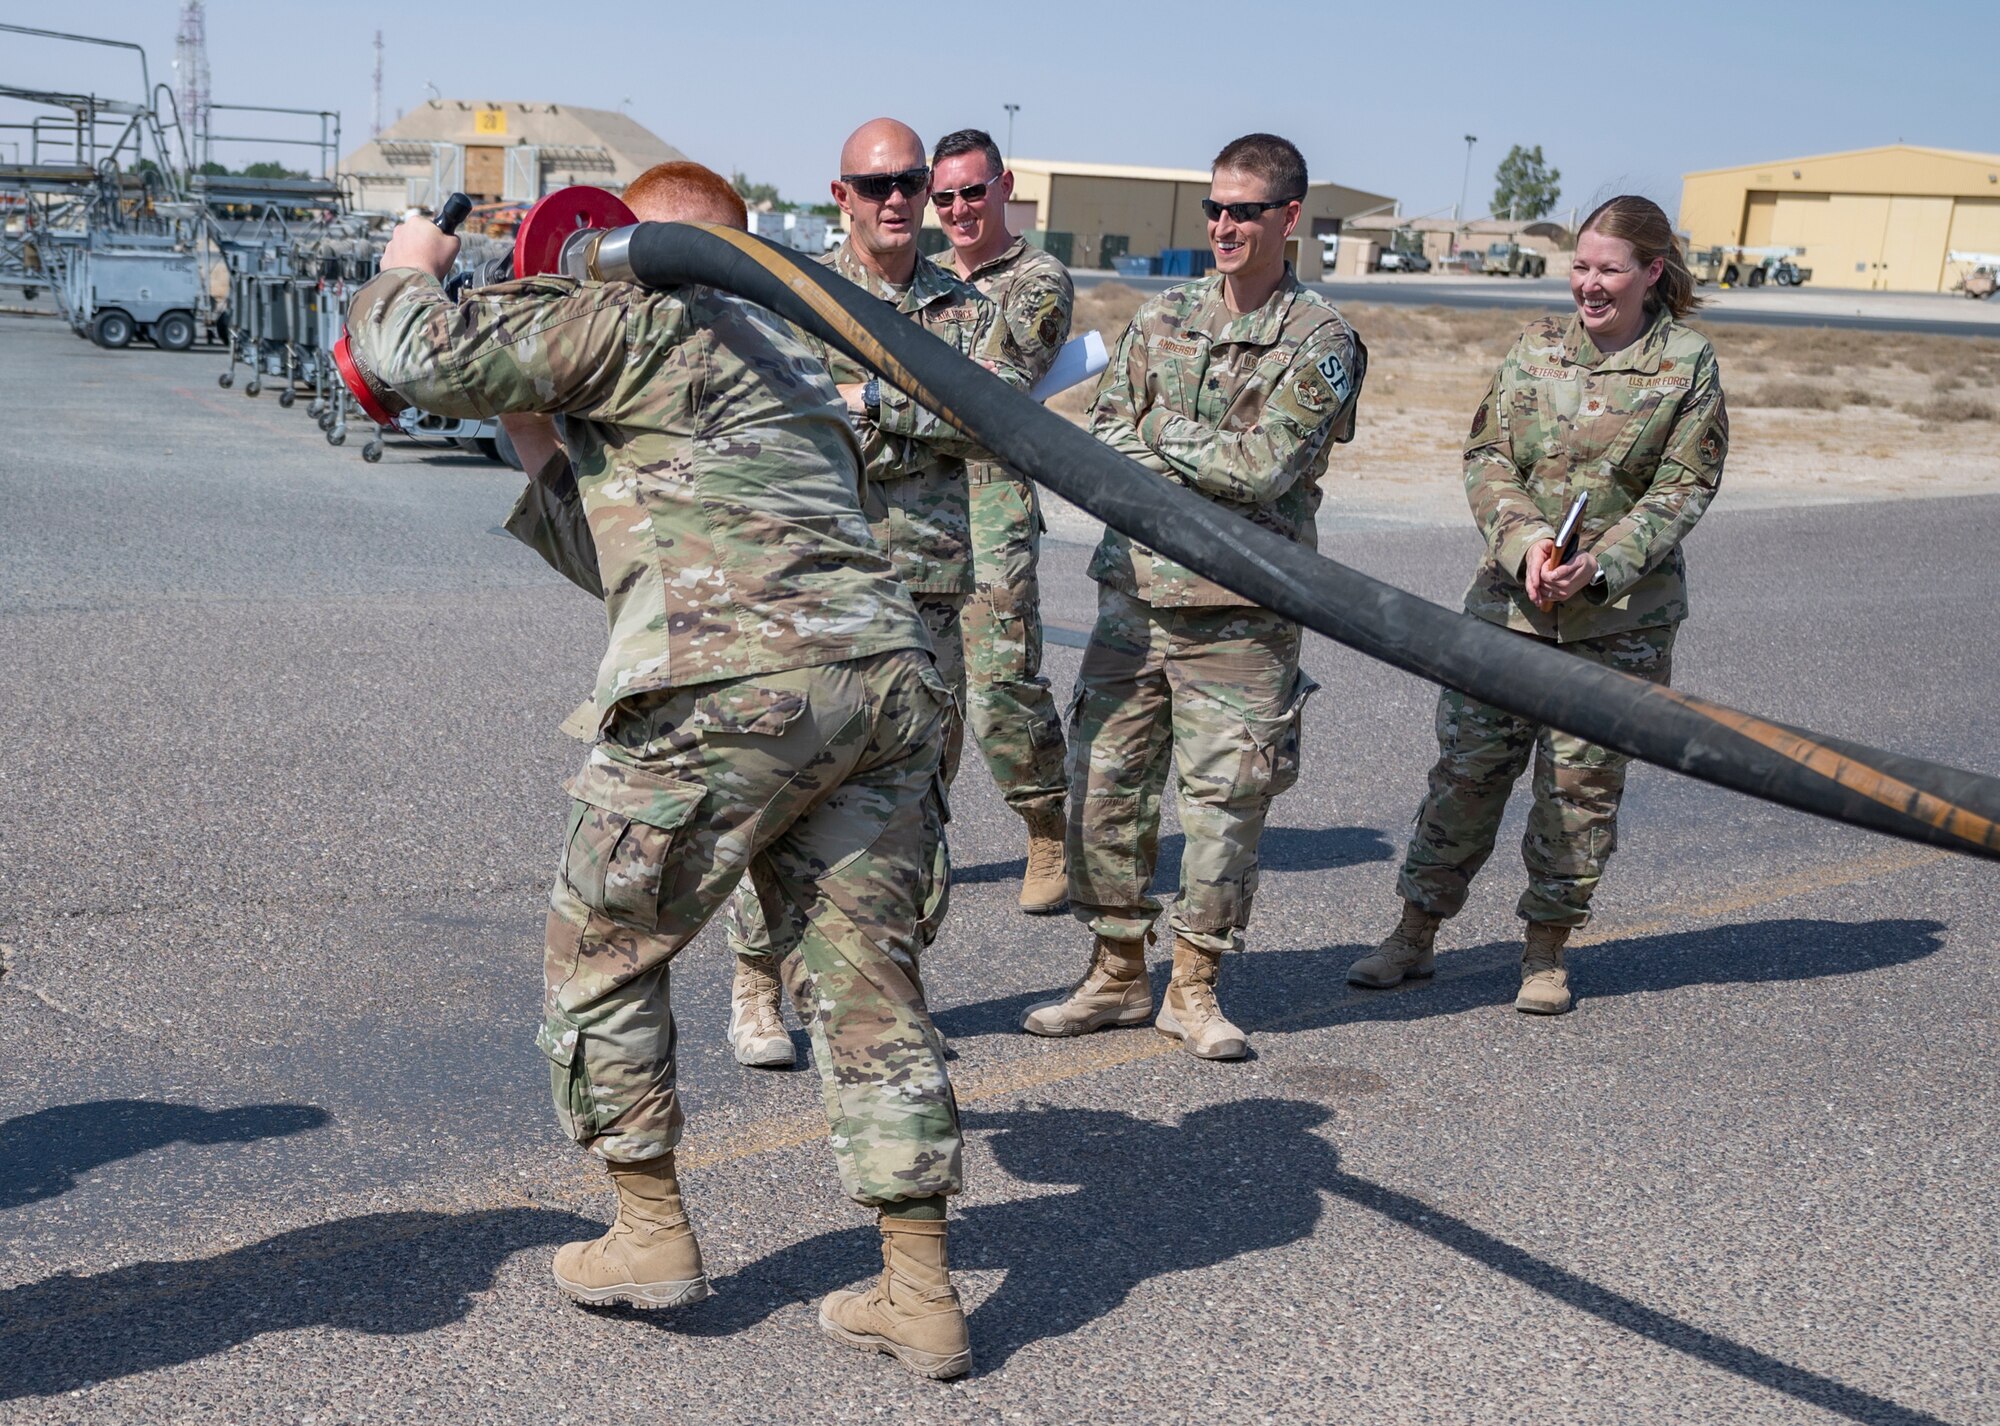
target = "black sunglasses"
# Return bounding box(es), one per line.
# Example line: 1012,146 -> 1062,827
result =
1201,194 -> 1302,223
841,167 -> 930,202
931,177 -> 1000,208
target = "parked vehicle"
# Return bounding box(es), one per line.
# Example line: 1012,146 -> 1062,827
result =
1481,241 -> 1546,278
1374,228 -> 1432,273
1949,251 -> 2000,300
1686,244 -> 1810,288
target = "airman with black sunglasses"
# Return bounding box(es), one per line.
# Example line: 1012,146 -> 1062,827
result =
928,127 -> 1076,918
1024,132 -> 1365,1064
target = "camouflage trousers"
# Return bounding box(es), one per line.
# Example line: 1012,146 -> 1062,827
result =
725,592 -> 963,967
1396,624 -> 1677,928
540,649 -> 961,1208
961,475 -> 1067,815
1066,585 -> 1318,955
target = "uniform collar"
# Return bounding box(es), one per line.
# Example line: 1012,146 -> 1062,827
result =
1562,304 -> 1674,374
829,241 -> 963,314
1192,262 -> 1301,347
955,234 -> 1030,282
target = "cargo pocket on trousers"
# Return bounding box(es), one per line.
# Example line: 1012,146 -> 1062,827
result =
535,1003 -> 602,1144
1245,670 -> 1321,799
561,757 -> 706,933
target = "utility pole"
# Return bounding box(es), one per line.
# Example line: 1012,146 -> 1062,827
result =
175,1 -> 210,170
1453,133 -> 1476,255
371,31 -> 384,138
1003,103 -> 1020,165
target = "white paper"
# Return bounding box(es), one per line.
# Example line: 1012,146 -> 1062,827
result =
1030,330 -> 1109,403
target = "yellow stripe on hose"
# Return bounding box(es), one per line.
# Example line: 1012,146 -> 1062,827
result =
687,223 -> 963,430
1659,687 -> 2000,851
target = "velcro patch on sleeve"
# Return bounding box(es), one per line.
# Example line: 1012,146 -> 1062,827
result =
1314,350 -> 1353,407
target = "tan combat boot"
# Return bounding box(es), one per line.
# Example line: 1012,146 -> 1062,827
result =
1020,933 -> 1153,1037
1156,937 -> 1248,1061
1516,922 -> 1573,1015
1018,804 -> 1070,915
728,956 -> 796,1069
552,1155 -> 710,1309
1347,900 -> 1444,988
819,1215 -> 971,1380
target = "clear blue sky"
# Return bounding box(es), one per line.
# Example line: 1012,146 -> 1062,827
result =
6,1 -> 1993,224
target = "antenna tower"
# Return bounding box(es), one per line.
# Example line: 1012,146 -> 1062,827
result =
175,1 -> 211,169
372,31 -> 385,138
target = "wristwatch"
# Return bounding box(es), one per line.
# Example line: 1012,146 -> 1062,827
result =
861,378 -> 881,417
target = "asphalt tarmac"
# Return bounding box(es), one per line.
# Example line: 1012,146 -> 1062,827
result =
2,313 -> 1996,1424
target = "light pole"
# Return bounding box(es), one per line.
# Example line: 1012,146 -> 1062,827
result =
1454,134 -> 1476,255
1003,103 -> 1020,165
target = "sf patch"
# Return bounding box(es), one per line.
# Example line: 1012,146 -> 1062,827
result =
1314,350 -> 1353,407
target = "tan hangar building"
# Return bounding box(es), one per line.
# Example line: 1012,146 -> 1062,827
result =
1679,144 -> 2000,293
920,158 -> 1395,278
342,100 -> 688,214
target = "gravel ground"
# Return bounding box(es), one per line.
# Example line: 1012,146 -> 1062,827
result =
1,313 -> 1995,1425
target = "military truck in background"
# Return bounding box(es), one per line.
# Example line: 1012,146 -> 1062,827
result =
1685,244 -> 1811,288
1949,251 -> 1999,300
1481,241 -> 1546,278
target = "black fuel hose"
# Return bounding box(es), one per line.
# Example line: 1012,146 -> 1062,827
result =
602,221 -> 2000,862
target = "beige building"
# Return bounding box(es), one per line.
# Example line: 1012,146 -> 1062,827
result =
341,100 -> 687,214
921,158 -> 1394,278
1679,144 -> 2000,293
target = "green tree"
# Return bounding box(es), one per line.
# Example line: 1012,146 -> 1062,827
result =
731,171 -> 787,211
1491,144 -> 1561,221
239,160 -> 308,180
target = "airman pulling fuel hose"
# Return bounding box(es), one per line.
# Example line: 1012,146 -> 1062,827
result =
584,220 -> 2000,862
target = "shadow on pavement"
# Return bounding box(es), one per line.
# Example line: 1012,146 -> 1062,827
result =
953,823 -> 1393,888
666,1098 -> 1947,1420
668,1099 -> 1334,1371
0,1100 -> 331,1211
942,916 -> 1945,1043
0,1208 -> 594,1399
1246,916 -> 1947,1035
1329,1170 -> 1949,1426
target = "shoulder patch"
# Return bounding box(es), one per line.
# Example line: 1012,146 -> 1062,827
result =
1314,351 -> 1353,407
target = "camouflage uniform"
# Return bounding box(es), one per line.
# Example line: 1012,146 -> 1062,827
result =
1397,307 -> 1728,927
953,237 -> 1073,814
724,242 -> 1028,967
1074,266 -> 1359,953
345,267 -> 961,1206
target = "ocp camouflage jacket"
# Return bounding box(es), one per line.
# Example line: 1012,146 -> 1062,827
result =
951,236 -> 1073,484
1087,265 -> 1361,607
1463,307 -> 1728,642
346,268 -> 930,710
803,244 -> 1030,594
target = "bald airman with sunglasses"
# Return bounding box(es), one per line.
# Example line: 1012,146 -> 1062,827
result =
1023,133 -> 1365,1062
928,127 -> 1076,919
720,118 -> 1027,1042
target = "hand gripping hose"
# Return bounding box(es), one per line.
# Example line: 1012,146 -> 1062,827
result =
590,221 -> 2000,862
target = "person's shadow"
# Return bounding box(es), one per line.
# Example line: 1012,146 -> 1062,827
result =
0,1207 -> 598,1399
659,1097 -> 1948,1421
943,916 -> 1947,1043
670,1097 -> 1335,1372
0,1100 -> 331,1211
952,824 -> 1393,888
1244,915 -> 1948,1035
